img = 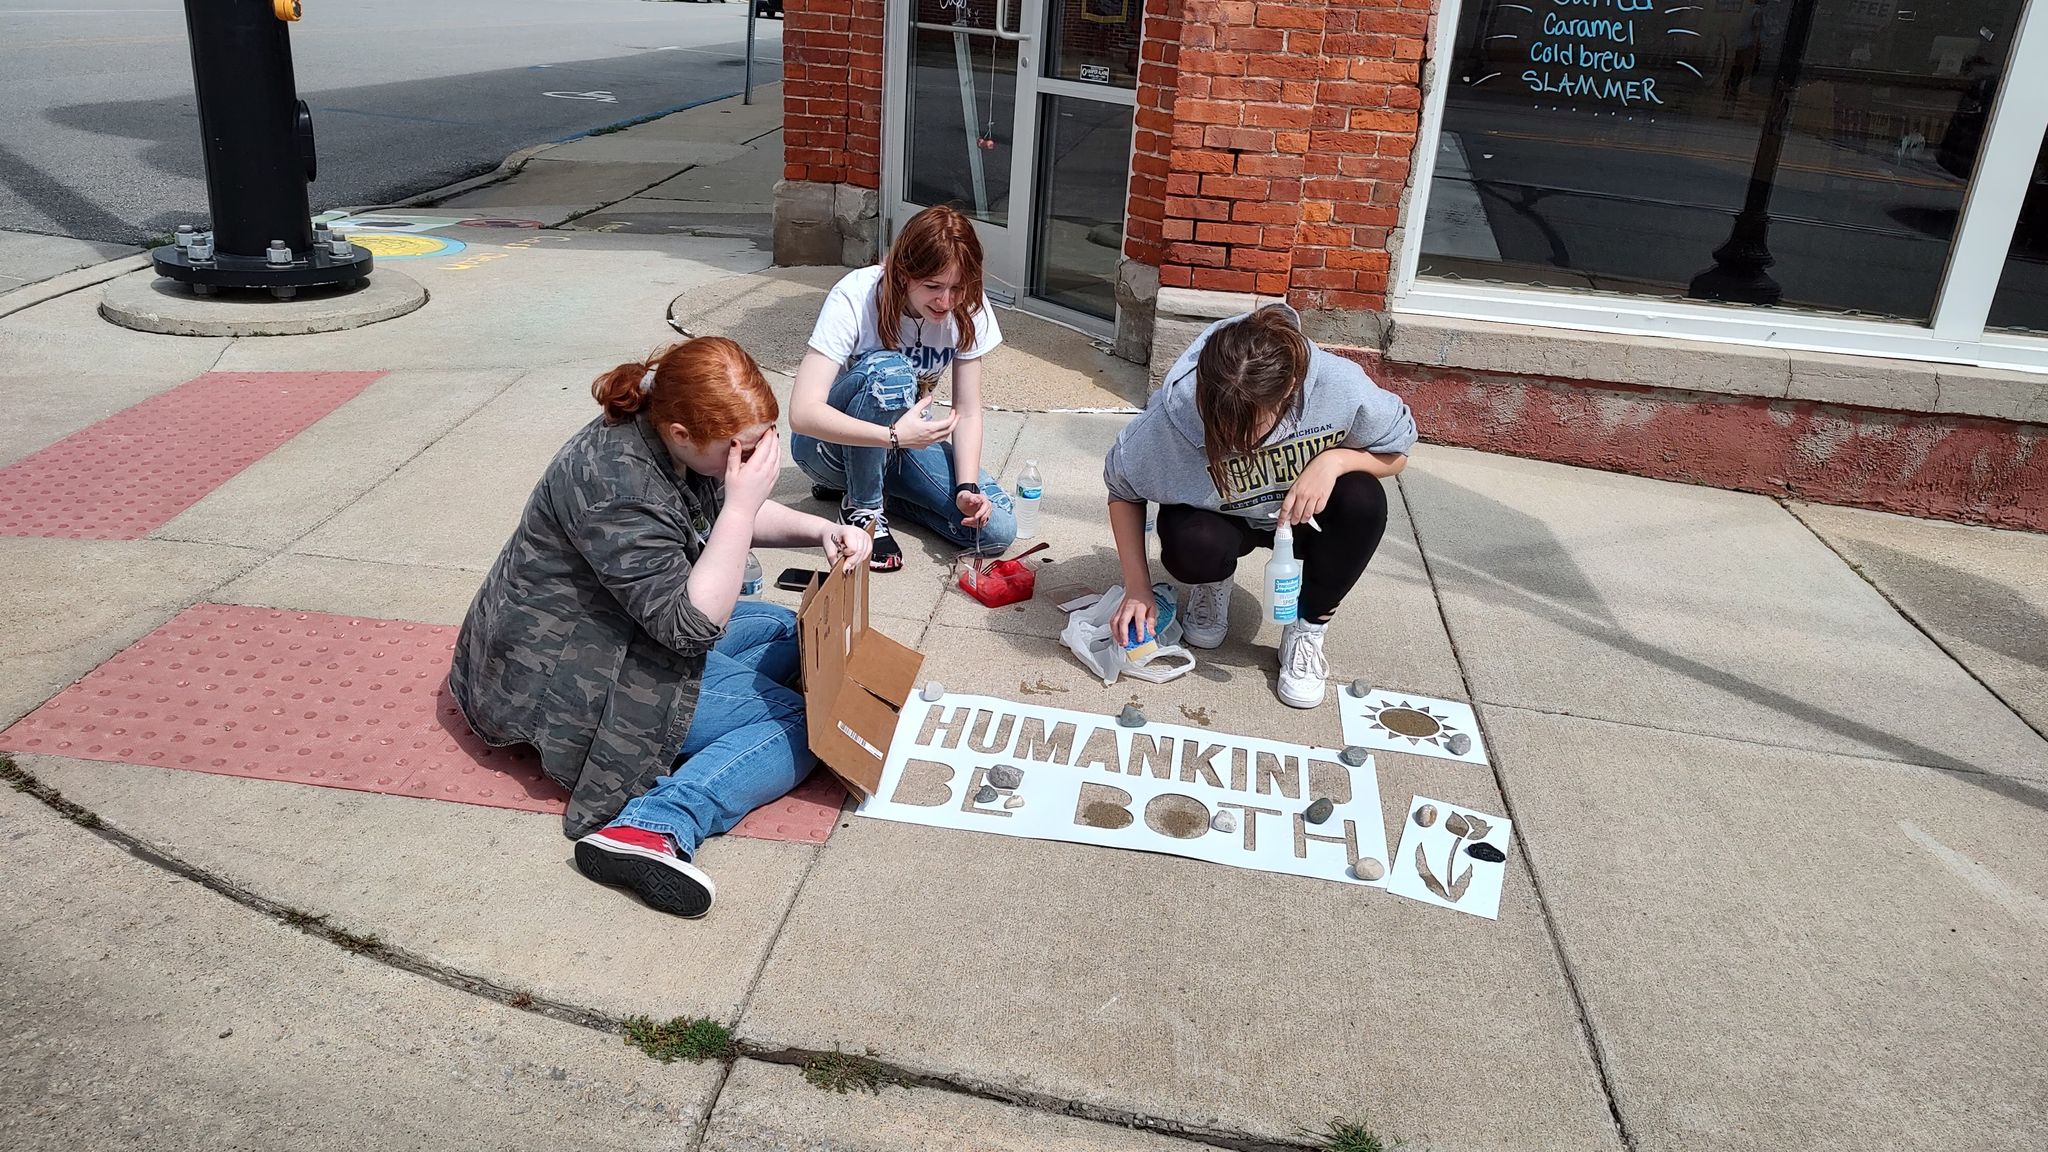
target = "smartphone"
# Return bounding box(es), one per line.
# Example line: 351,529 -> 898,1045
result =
776,567 -> 829,592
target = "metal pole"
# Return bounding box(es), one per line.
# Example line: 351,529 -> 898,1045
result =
1687,0 -> 1822,305
744,1 -> 757,105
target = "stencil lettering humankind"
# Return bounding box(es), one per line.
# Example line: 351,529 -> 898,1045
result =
1468,0 -> 1703,110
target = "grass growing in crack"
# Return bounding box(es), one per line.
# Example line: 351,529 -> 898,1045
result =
801,1046 -> 903,1095
623,1015 -> 734,1063
278,907 -> 382,955
1,756 -> 102,828
509,992 -> 534,1009
1302,1117 -> 1396,1152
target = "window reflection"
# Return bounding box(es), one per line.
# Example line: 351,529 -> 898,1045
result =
1031,95 -> 1134,318
1988,136 -> 2048,333
1419,0 -> 2025,322
906,28 -> 1019,226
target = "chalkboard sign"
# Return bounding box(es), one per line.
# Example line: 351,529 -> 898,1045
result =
1466,0 -> 1704,111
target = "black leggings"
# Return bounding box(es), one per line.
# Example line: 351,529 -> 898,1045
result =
1155,473 -> 1390,623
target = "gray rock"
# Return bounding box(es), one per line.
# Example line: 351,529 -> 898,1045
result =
1116,704 -> 1146,728
1210,809 -> 1238,834
920,681 -> 945,702
1352,857 -> 1386,882
1446,732 -> 1474,756
1414,803 -> 1437,827
1339,746 -> 1369,767
987,764 -> 1024,790
1304,797 -> 1334,825
974,784 -> 999,805
1348,678 -> 1371,698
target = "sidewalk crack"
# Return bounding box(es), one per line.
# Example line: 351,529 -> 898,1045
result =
1783,499 -> 2048,746
1396,472 -> 1638,1152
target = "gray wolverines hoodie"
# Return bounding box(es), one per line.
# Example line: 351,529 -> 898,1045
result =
1103,306 -> 1417,525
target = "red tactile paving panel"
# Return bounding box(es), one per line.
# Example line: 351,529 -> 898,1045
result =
0,604 -> 845,844
0,371 -> 385,540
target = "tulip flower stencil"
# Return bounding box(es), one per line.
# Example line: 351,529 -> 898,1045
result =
1415,810 -> 1494,903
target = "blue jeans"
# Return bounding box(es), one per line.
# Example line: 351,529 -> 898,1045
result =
613,601 -> 815,857
791,350 -> 1018,555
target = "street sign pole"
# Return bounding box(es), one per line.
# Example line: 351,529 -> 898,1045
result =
744,2 -> 758,105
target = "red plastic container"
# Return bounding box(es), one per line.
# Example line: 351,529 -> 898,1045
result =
959,557 -> 1036,607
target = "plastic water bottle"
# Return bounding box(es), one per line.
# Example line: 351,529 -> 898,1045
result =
1264,522 -> 1301,624
742,552 -> 763,596
1015,460 -> 1043,539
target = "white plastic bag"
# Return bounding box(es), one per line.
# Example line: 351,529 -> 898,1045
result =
1059,583 -> 1196,686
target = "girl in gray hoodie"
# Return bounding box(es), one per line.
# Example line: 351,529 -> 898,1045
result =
1101,305 -> 1417,708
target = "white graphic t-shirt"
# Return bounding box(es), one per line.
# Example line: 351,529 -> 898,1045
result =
807,264 -> 1003,392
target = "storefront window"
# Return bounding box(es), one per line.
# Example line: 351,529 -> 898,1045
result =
1417,0 -> 2026,323
1030,95 -> 1134,318
1988,134 -> 2048,333
905,1 -> 1020,226
1045,0 -> 1141,88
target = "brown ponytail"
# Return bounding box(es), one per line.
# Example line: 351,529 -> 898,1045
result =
1194,306 -> 1312,495
590,336 -> 778,441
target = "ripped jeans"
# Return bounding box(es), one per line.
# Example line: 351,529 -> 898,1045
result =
790,350 -> 1017,554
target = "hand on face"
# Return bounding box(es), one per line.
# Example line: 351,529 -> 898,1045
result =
724,427 -> 781,514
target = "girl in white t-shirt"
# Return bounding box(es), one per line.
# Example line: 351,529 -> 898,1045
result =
789,204 -> 1016,571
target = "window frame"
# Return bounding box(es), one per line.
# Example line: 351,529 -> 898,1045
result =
1392,0 -> 2048,373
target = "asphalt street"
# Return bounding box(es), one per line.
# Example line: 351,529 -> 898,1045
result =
0,0 -> 783,244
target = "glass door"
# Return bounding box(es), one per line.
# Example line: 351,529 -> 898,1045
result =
884,0 -> 1137,332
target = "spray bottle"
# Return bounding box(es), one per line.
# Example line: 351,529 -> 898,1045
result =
1263,521 -> 1301,624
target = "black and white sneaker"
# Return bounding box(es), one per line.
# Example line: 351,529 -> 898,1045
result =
574,825 -> 716,918
810,483 -> 845,504
841,504 -> 903,571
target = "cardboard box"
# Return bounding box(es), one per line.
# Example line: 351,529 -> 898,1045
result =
797,555 -> 924,796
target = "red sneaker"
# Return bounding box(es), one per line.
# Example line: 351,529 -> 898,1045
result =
574,825 -> 716,919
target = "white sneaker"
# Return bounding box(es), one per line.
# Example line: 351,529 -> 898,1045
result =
1182,580 -> 1230,649
1277,619 -> 1329,709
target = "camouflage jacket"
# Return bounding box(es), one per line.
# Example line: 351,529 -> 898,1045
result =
449,413 -> 726,838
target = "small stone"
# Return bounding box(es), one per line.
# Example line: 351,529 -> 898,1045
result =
1303,797 -> 1334,825
1414,803 -> 1437,828
1352,857 -> 1385,882
1339,746 -> 1369,767
1210,808 -> 1238,834
1116,704 -> 1146,728
974,784 -> 999,805
920,681 -> 944,702
1002,793 -> 1025,810
987,764 -> 1024,790
217,1029 -> 233,1040
1446,732 -> 1473,756
1466,842 -> 1507,864
1347,678 -> 1371,698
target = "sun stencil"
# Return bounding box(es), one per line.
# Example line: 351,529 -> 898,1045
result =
1337,687 -> 1490,766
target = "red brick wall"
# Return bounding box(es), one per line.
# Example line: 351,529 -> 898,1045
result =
783,0 -> 885,190
1152,0 -> 1427,310
1126,0 -> 1184,267
1294,0 -> 1428,311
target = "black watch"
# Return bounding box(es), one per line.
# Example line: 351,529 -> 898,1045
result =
953,482 -> 981,499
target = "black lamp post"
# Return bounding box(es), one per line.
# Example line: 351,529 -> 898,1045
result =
152,0 -> 373,298
1687,0 -> 1822,306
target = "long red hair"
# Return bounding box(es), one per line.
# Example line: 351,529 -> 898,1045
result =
877,204 -> 985,354
590,336 -> 777,442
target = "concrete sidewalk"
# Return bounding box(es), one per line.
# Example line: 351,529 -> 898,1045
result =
2,91 -> 2045,1152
